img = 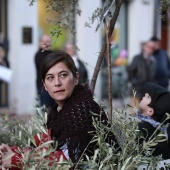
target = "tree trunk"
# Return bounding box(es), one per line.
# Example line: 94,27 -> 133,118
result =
105,19 -> 112,122
90,0 -> 123,94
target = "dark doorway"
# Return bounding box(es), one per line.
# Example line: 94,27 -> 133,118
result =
0,0 -> 9,107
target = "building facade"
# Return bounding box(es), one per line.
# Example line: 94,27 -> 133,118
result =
0,0 -> 168,114
3,0 -> 38,114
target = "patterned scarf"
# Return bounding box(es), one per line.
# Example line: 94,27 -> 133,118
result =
133,108 -> 169,140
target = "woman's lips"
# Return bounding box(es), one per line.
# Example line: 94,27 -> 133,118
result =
54,90 -> 65,93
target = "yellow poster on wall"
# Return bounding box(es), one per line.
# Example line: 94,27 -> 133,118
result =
38,1 -> 67,50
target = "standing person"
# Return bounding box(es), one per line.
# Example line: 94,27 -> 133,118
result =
0,46 -> 7,107
128,41 -> 156,110
134,82 -> 170,159
35,34 -> 55,109
0,46 -> 6,67
64,42 -> 88,84
151,37 -> 170,89
0,51 -> 119,169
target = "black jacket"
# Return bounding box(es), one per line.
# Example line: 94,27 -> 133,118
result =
77,59 -> 88,84
138,121 -> 170,159
35,49 -> 52,89
128,54 -> 156,97
153,49 -> 170,88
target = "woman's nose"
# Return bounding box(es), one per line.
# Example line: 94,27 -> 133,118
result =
54,77 -> 62,86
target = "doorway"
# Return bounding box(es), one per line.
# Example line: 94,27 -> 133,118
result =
0,0 -> 9,107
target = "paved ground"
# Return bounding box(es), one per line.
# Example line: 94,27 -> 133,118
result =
101,97 -> 132,112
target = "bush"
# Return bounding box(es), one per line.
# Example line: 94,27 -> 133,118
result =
0,107 -> 167,169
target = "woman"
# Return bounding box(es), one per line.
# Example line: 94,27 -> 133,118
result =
0,51 -> 118,169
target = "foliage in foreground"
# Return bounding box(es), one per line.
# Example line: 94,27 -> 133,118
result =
0,106 -> 169,169
0,112 -> 24,146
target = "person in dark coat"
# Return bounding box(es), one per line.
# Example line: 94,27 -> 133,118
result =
64,42 -> 88,84
34,34 -> 55,109
0,46 -> 7,107
128,41 -> 156,97
151,37 -> 170,89
128,41 -> 156,112
137,82 -> 170,159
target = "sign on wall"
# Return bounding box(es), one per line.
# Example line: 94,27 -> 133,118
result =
22,27 -> 32,44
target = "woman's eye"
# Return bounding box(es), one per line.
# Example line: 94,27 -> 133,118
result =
60,73 -> 67,78
46,76 -> 53,81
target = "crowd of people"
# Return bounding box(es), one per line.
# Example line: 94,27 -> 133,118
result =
128,37 -> 170,110
0,35 -> 170,169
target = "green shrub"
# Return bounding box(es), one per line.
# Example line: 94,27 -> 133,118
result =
0,107 -> 168,169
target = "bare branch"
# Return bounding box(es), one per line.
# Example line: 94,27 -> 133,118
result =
90,0 -> 123,94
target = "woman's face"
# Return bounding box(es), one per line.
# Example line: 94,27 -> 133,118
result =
139,93 -> 152,116
44,62 -> 79,107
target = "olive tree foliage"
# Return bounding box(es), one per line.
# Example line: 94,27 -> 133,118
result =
1,107 -> 169,169
28,0 -> 81,37
160,0 -> 170,18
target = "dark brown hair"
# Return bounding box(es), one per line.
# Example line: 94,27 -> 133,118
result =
41,50 -> 77,81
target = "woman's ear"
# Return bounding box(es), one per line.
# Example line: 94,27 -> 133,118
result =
42,80 -> 48,91
75,72 -> 79,85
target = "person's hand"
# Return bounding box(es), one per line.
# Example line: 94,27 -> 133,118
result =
0,143 -> 15,169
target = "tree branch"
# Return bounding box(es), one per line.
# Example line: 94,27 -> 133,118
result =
90,0 -> 123,94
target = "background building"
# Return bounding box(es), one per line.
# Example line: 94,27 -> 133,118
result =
0,0 -> 169,114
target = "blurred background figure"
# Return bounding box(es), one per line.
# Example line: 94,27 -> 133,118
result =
128,41 -> 156,111
34,34 -> 55,109
64,42 -> 88,84
0,45 -> 6,67
151,37 -> 170,89
0,45 -> 8,107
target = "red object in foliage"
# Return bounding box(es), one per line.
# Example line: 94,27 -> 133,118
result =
9,129 -> 67,170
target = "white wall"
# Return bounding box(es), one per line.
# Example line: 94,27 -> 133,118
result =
128,0 -> 154,62
8,0 -> 38,114
6,0 -> 155,114
76,0 -> 102,100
